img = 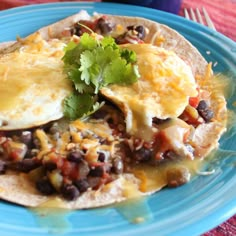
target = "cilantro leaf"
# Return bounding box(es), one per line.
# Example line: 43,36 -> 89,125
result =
62,33 -> 140,120
100,36 -> 118,49
79,33 -> 97,50
64,65 -> 93,93
64,93 -> 96,120
62,33 -> 97,65
120,49 -> 137,64
103,57 -> 139,85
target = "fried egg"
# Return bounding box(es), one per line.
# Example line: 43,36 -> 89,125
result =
0,33 -> 72,130
101,44 -> 198,140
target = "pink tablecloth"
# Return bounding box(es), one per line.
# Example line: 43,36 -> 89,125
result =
0,0 -> 235,235
180,0 -> 236,41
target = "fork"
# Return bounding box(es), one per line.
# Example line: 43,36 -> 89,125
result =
184,7 -> 216,30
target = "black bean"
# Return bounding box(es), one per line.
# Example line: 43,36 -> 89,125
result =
8,158 -> 40,173
197,100 -> 214,122
92,109 -> 108,119
72,24 -> 83,36
36,178 -> 55,195
111,156 -> 124,174
197,100 -> 208,110
115,34 -> 127,45
135,25 -> 146,39
98,152 -> 106,162
95,18 -> 112,35
127,25 -> 134,31
61,184 -> 80,201
133,147 -> 152,162
199,109 -> 214,122
0,160 -> 6,174
166,166 -> 190,187
74,179 -> 89,193
67,151 -> 83,163
89,166 -> 104,177
87,176 -> 101,189
44,161 -> 57,171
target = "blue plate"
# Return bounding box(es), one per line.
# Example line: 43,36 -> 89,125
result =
0,2 -> 235,236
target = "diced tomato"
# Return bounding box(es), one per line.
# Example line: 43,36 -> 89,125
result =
70,165 -> 79,180
9,151 -> 21,161
153,131 -> 170,160
102,172 -> 110,180
189,87 -> 201,108
61,160 -> 73,176
189,96 -> 199,108
60,159 -> 80,180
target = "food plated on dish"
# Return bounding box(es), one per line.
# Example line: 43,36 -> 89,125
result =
0,10 -> 230,210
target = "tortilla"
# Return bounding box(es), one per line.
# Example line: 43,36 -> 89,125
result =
0,11 -> 227,209
0,10 -> 207,77
0,172 -> 146,208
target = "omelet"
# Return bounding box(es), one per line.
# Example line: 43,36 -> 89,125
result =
101,43 -> 198,139
0,33 -> 72,130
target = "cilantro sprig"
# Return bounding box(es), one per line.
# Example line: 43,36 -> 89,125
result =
62,33 -> 140,120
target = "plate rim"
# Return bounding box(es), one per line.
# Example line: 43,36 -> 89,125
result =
0,2 -> 235,236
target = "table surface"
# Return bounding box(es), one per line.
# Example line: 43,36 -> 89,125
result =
0,0 -> 235,235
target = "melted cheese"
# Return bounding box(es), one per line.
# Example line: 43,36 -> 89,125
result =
71,119 -> 113,140
70,119 -> 115,163
131,158 -> 202,193
101,44 -> 198,140
0,33 -> 72,130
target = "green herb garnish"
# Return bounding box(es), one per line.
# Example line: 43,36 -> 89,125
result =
62,33 -> 140,120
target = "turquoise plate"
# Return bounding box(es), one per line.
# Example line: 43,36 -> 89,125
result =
0,2 -> 235,236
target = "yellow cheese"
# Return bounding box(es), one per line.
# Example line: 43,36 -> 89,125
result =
35,129 -> 51,152
71,119 -> 113,140
0,33 -> 72,130
101,44 -> 198,140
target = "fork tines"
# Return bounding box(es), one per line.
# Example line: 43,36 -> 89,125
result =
184,7 -> 216,30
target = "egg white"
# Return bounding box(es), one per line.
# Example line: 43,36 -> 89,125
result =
0,33 -> 72,130
101,44 -> 198,139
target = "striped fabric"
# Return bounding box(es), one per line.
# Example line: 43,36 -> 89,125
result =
180,0 -> 236,41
